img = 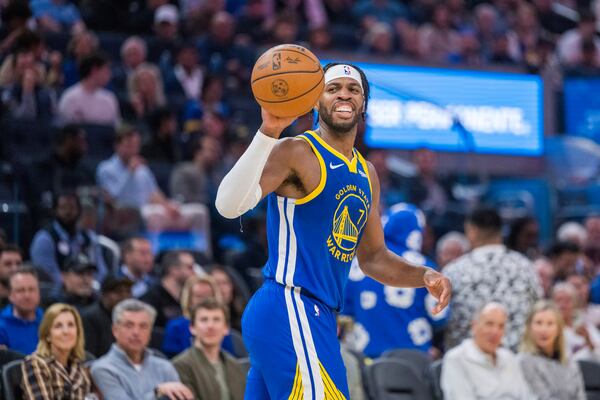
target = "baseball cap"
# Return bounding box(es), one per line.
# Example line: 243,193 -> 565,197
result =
62,253 -> 98,274
154,4 -> 179,25
101,275 -> 134,293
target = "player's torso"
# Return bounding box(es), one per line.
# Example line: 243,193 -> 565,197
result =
263,130 -> 373,310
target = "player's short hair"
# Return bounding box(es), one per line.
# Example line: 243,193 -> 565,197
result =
323,63 -> 371,113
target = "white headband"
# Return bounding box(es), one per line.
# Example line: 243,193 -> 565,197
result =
324,64 -> 363,91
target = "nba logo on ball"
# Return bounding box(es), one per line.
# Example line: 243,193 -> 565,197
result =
343,66 -> 351,75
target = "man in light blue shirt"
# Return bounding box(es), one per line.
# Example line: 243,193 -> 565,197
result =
97,125 -> 211,246
91,299 -> 193,400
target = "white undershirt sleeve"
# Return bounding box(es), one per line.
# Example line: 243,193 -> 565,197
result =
215,130 -> 278,219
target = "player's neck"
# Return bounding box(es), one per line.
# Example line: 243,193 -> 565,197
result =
317,126 -> 356,161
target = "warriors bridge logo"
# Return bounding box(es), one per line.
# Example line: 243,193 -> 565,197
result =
327,184 -> 370,262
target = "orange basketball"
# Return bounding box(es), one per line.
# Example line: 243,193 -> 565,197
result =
251,44 -> 324,118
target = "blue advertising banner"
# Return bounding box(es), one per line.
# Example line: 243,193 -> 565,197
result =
324,62 -> 544,155
564,78 -> 600,143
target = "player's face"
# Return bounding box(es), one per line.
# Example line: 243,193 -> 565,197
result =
318,77 -> 364,134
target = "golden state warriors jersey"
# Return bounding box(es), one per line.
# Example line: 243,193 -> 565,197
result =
263,130 -> 373,310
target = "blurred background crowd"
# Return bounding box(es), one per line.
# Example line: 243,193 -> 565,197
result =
1,0 -> 600,398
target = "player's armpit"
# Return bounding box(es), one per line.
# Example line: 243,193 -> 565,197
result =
258,137 -> 306,199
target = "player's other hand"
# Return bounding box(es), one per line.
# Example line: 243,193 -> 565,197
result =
259,107 -> 296,139
423,268 -> 451,314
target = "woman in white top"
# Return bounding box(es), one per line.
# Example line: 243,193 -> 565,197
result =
519,300 -> 586,400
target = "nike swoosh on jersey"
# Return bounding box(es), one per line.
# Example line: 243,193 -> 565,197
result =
329,162 -> 344,170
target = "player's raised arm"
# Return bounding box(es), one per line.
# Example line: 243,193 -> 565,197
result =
356,162 -> 452,313
215,108 -> 296,219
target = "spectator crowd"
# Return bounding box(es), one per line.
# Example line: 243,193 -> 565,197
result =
1,0 -> 600,398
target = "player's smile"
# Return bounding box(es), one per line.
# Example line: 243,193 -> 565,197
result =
332,101 -> 355,120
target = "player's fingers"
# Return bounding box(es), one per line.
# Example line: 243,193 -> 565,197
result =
437,284 -> 451,310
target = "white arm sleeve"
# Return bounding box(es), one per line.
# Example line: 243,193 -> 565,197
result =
215,130 -> 278,219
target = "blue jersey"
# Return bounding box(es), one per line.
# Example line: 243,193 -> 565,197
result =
262,130 -> 373,311
343,203 -> 450,358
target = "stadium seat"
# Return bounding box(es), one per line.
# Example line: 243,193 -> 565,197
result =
2,359 -> 23,400
1,119 -> 53,164
430,359 -> 443,400
150,327 -> 165,352
237,357 -> 251,375
578,360 -> 600,400
382,348 -> 434,392
147,161 -> 173,196
230,329 -> 249,358
365,358 -> 432,400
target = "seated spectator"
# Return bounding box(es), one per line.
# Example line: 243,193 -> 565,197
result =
118,236 -> 156,298
0,244 -> 23,309
360,22 -> 396,56
81,275 -> 133,357
584,215 -> 600,260
417,2 -> 461,63
141,107 -> 181,164
91,299 -> 193,400
557,10 -> 600,67
30,192 -> 108,288
127,62 -> 166,121
0,268 -> 43,354
58,52 -> 120,125
444,207 -> 541,351
0,42 -> 56,120
534,257 -> 555,298
26,125 -> 95,222
0,30 -> 48,87
552,281 -> 600,360
0,1 -> 32,56
506,216 -> 540,260
97,124 -> 209,234
210,265 -> 247,332
62,30 -> 98,88
46,253 -> 98,310
30,0 -> 85,34
344,204 -> 449,358
435,231 -> 469,269
140,251 -> 196,328
557,221 -> 587,249
162,275 -> 222,358
184,74 -> 229,120
564,38 -> 600,77
170,132 -> 222,200
163,43 -> 203,99
519,300 -> 586,399
113,36 -> 148,92
352,0 -> 409,30
441,302 -> 531,400
567,273 -> 600,328
197,11 -> 255,82
546,241 -> 581,281
21,303 -> 92,399
173,299 -> 246,400
147,4 -> 182,64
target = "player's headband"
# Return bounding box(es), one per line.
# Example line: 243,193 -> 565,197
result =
324,65 -> 363,91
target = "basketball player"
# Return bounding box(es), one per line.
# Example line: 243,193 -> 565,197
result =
216,63 -> 451,399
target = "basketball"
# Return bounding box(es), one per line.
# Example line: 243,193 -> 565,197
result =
251,44 -> 324,118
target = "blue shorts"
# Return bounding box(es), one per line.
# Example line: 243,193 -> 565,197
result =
242,280 -> 349,399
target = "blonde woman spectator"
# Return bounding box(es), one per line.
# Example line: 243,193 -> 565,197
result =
127,62 -> 166,119
519,300 -> 586,400
162,275 -> 221,357
21,303 -> 93,399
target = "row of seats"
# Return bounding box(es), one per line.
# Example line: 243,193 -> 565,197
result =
366,349 -> 600,400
